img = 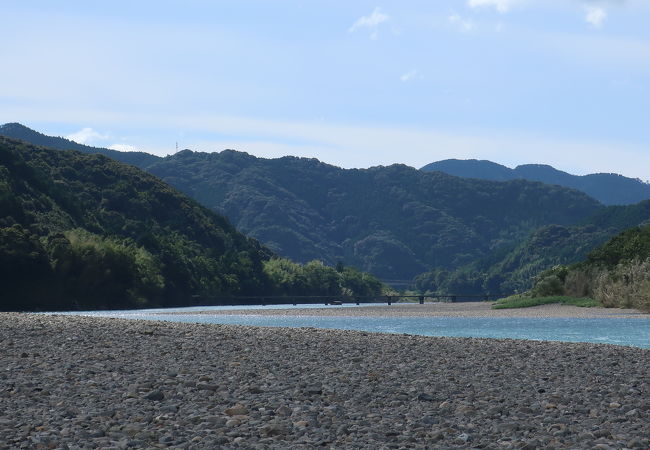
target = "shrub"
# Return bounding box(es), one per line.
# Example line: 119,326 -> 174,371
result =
591,258 -> 650,311
530,265 -> 568,297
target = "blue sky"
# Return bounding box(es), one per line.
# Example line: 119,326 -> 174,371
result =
2,0 -> 649,180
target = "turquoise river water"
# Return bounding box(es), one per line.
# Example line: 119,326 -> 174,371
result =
51,304 -> 650,349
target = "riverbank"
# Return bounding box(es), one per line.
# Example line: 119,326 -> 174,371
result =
1,313 -> 648,449
169,302 -> 650,319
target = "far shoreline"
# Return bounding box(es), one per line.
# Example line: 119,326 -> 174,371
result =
159,301 -> 650,319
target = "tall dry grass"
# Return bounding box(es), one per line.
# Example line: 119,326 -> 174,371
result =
590,258 -> 650,312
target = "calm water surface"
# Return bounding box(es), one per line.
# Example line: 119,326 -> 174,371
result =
52,304 -> 650,349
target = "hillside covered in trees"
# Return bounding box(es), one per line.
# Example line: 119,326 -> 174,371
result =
518,225 -> 650,312
415,200 -> 650,295
139,149 -> 603,281
421,158 -> 650,206
0,137 -> 383,310
1,123 -> 620,290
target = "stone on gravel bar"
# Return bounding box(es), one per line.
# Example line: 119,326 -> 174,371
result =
0,312 -> 648,449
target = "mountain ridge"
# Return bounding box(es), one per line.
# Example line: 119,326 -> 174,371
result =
141,148 -> 602,280
0,123 -> 609,286
0,122 -> 162,168
421,158 -> 650,206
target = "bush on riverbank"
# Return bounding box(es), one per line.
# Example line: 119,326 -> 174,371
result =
517,225 -> 650,312
492,295 -> 598,309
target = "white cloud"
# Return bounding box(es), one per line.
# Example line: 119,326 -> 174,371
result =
467,0 -> 518,13
349,7 -> 389,39
109,143 -> 138,152
448,14 -> 475,32
65,127 -> 107,145
400,69 -> 421,82
585,6 -> 607,28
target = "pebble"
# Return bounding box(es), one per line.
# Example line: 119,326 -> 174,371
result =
0,312 -> 648,449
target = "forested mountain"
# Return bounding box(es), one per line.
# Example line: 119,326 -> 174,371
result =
0,123 -> 161,168
0,136 -> 274,310
139,149 -> 602,280
421,159 -> 650,206
415,200 -> 650,295
0,124 -> 607,287
0,137 -> 384,310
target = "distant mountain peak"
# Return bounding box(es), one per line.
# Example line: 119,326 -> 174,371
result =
421,158 -> 650,206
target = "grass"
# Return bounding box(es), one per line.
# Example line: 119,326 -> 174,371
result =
492,295 -> 600,309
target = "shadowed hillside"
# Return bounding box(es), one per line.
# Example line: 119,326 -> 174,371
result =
422,159 -> 650,206
415,200 -> 650,295
0,124 -> 607,284
142,149 -> 602,280
0,137 -> 276,310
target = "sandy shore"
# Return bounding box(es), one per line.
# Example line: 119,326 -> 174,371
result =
165,302 -> 650,319
1,312 -> 648,449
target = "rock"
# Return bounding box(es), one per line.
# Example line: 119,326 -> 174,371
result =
1,313 -> 649,450
144,390 -> 164,401
225,404 -> 248,416
305,385 -> 322,395
275,405 -> 292,416
226,419 -> 241,427
627,438 -> 646,448
260,423 -> 289,437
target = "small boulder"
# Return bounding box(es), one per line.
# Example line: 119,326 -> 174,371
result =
225,404 -> 248,416
144,390 -> 164,401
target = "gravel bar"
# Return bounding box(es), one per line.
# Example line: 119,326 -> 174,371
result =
1,313 -> 648,449
173,303 -> 650,319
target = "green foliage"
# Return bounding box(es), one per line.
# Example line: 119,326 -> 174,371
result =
416,200 -> 650,295
3,124 -> 610,288
0,137 -> 386,310
141,149 -> 601,281
0,137 -> 273,310
263,258 -> 384,297
49,229 -> 165,309
492,295 -> 598,309
503,225 -> 650,312
530,265 -> 568,297
0,224 -> 53,310
582,225 -> 650,268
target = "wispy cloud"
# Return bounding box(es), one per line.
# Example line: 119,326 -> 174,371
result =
585,6 -> 607,28
400,69 -> 421,82
448,14 -> 475,32
349,7 -> 390,40
65,127 -> 107,145
467,0 -> 519,13
109,143 -> 138,152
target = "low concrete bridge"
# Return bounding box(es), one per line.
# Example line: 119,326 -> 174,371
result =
190,294 -> 505,307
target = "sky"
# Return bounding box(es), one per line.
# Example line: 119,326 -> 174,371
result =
1,0 -> 649,180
